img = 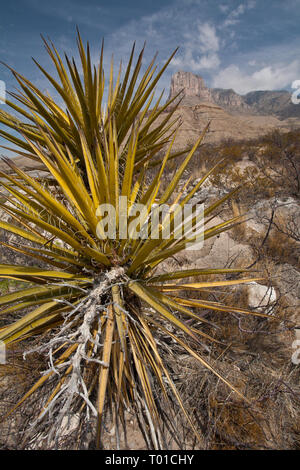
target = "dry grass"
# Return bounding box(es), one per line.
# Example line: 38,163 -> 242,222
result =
171,290 -> 300,450
265,230 -> 299,266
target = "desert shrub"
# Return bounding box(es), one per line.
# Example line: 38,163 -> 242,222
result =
0,33 -> 268,450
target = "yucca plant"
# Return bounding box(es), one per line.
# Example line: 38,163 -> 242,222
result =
0,30 -> 187,177
0,35 -> 270,450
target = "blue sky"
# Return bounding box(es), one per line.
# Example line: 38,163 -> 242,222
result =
0,0 -> 300,104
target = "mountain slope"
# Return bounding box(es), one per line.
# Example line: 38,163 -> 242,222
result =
168,71 -> 300,119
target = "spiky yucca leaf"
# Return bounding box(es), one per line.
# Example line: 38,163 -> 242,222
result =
0,40 -> 270,450
0,30 -> 187,176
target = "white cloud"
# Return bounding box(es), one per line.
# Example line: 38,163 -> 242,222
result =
173,51 -> 220,71
172,22 -> 220,71
197,53 -> 220,69
222,1 -> 256,28
219,4 -> 230,13
198,23 -> 219,53
212,60 -> 300,94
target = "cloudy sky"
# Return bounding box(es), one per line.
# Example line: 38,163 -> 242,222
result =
0,0 -> 300,102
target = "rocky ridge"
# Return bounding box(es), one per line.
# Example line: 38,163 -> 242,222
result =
168,70 -> 299,119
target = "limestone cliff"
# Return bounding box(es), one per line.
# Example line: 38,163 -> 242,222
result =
168,70 -> 299,118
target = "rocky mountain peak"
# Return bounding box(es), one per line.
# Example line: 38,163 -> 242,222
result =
168,71 -> 212,106
168,70 -> 252,113
168,71 -> 298,118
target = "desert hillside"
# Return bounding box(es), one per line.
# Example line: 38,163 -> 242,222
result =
159,101 -> 299,149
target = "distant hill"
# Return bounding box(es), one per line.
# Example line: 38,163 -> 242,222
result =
168,71 -> 300,119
